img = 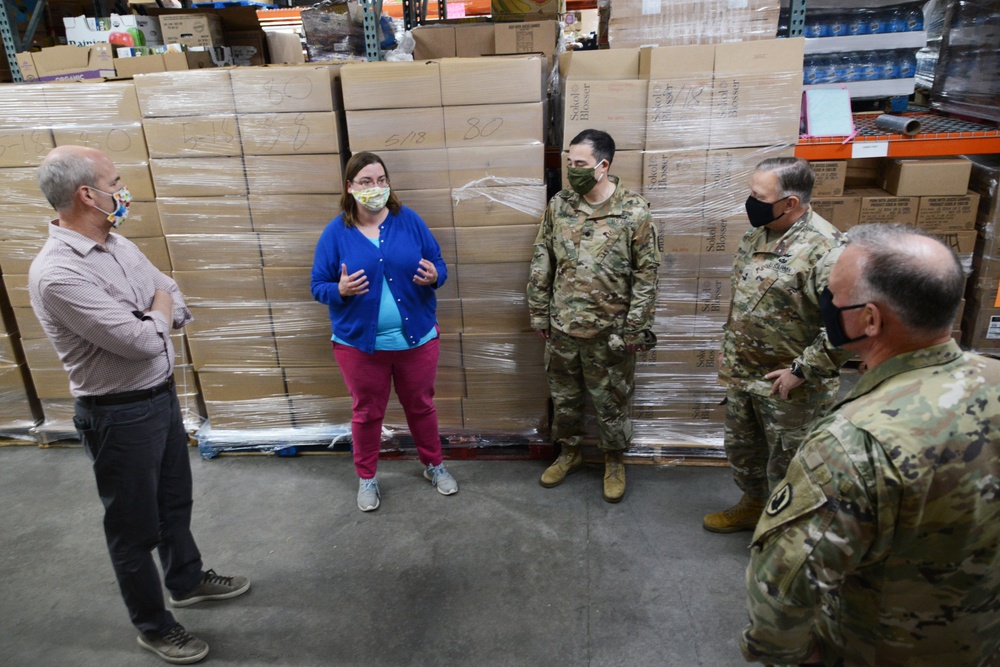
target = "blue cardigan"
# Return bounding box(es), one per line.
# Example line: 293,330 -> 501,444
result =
311,205 -> 447,354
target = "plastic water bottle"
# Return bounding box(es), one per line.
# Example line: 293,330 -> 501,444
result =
887,9 -> 908,33
848,13 -> 871,35
817,55 -> 838,83
843,52 -> 864,82
867,12 -> 888,34
829,14 -> 849,37
832,54 -> 850,82
804,16 -> 829,38
803,56 -> 820,85
859,51 -> 879,81
904,7 -> 924,31
878,50 -> 901,79
897,49 -> 917,78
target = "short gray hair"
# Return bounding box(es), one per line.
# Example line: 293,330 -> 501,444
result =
755,157 -> 814,205
38,150 -> 99,211
846,223 -> 965,333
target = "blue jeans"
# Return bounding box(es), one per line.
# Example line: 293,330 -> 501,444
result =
74,388 -> 203,635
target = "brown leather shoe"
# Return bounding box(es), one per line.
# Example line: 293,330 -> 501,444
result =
603,451 -> 626,503
702,493 -> 766,533
540,447 -> 583,488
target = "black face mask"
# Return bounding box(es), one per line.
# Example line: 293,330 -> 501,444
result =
745,195 -> 788,228
819,286 -> 868,347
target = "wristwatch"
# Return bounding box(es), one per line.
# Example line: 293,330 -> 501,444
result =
790,361 -> 806,379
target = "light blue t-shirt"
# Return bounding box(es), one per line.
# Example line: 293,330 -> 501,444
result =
333,236 -> 437,351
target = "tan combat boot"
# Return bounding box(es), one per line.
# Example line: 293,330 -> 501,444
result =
539,446 -> 583,488
702,493 -> 766,533
603,451 -> 626,503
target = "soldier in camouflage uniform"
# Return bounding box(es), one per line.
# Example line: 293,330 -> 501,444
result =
705,157 -> 851,533
527,129 -> 660,503
742,224 -> 1000,667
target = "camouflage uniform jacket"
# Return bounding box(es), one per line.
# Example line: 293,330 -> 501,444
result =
741,340 -> 1000,667
527,176 -> 660,342
719,208 -> 850,402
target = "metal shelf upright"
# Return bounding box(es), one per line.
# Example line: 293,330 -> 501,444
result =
1,0 -> 48,82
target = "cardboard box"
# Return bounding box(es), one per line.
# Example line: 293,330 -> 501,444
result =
562,80 -> 648,151
142,115 -> 240,158
412,25 -> 456,60
461,395 -> 547,432
231,66 -> 340,114
30,367 -> 73,400
226,30 -> 269,67
0,239 -> 46,276
461,331 -> 544,370
379,149 -> 451,191
238,111 -> 342,156
157,196 -> 253,235
173,269 -> 266,303
7,166 -> 55,207
346,107 -> 445,153
452,185 -> 547,228
882,158 -> 973,197
710,38 -> 804,150
245,154 -> 343,195
916,192 -> 981,232
113,163 -> 155,201
853,188 -> 918,225
491,0 -> 564,24
811,161 -> 847,197
263,267 -> 316,302
2,273 -> 30,308
15,43 -> 115,83
36,81 -> 141,128
395,189 -> 452,229
0,129 -> 55,167
250,194 -> 339,233
811,195 -> 862,232
703,145 -> 796,220
559,48 -> 641,80
258,230 -> 323,268
52,122 -> 149,162
494,21 -> 559,61
460,296 -> 532,333
443,102 -> 544,148
268,303 -> 330,338
642,149 -> 707,215
430,227 -> 458,266
149,156 -> 247,197
962,302 -> 1000,352
165,233 -> 262,271
12,306 -> 44,340
340,61 -> 441,111
609,0 -> 779,50
641,44 -> 715,151
198,367 -> 287,406
115,201 -> 162,239
132,236 -> 171,272
274,336 -> 335,368
283,367 -> 350,400
456,262 -> 531,300
439,57 -> 544,106
159,13 -> 224,48
63,14 -> 162,47
457,24 -> 496,57
454,225 -> 537,264
447,144 -> 545,188
133,69 -> 235,117
185,304 -> 273,339
112,50 -> 206,79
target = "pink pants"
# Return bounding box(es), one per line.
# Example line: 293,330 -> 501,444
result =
333,338 -> 443,479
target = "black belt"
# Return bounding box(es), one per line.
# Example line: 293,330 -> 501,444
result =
79,378 -> 174,407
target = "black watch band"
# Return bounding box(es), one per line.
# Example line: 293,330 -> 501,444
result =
790,362 -> 806,379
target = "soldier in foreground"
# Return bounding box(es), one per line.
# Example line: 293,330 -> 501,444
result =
527,129 -> 660,503
741,224 -> 1000,666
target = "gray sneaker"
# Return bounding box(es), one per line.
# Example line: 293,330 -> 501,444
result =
424,463 -> 458,495
137,624 -> 209,664
169,569 -> 250,607
358,477 -> 380,511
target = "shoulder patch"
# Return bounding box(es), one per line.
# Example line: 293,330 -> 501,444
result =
765,482 -> 793,516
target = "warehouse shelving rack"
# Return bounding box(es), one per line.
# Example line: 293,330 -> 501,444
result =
795,111 -> 1000,160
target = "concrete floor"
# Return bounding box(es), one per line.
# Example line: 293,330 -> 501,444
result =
1,446 -> 755,666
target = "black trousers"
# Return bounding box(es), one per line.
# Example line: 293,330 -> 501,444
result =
74,388 -> 203,636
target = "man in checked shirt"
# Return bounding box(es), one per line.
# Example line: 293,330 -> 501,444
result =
28,146 -> 249,665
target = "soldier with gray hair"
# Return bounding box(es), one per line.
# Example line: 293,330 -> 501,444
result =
705,157 -> 852,533
528,129 -> 660,503
741,223 -> 1000,666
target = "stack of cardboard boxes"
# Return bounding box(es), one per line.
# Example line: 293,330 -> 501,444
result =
962,156 -> 1000,355
340,56 -> 549,434
134,65 -> 345,433
559,40 -> 803,447
0,81 -> 201,440
602,0 -> 780,50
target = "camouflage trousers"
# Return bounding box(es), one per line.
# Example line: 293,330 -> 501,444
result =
545,329 -> 635,453
723,387 -> 834,499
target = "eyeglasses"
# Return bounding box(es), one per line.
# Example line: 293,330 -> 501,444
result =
352,177 -> 389,188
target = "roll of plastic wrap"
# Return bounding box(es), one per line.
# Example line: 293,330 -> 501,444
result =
875,114 -> 922,136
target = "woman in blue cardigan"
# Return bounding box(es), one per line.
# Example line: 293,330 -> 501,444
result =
311,152 -> 457,512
